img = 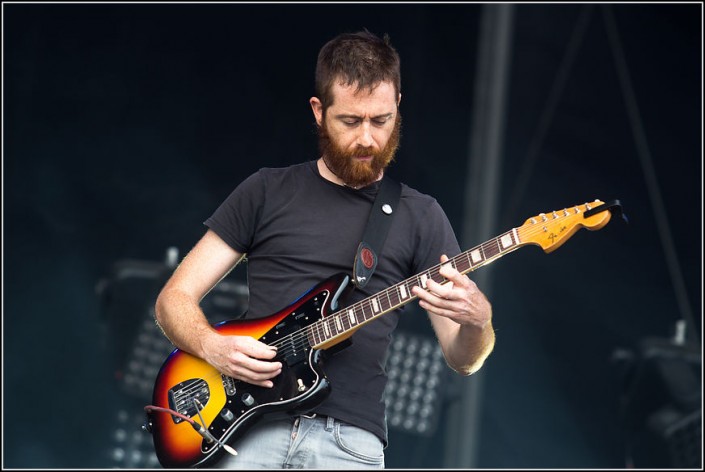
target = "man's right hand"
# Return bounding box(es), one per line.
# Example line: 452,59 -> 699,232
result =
202,333 -> 283,388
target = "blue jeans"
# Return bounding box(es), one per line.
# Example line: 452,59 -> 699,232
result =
214,414 -> 385,469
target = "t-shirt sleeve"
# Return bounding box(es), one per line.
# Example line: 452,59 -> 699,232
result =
411,199 -> 461,274
203,170 -> 265,253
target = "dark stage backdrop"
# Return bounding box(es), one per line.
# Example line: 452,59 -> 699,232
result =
4,2 -> 701,469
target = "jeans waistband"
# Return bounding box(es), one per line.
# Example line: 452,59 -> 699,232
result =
300,413 -> 334,429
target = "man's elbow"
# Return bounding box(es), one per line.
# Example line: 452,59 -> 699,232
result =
450,340 -> 495,376
154,287 -> 186,330
452,357 -> 488,377
154,290 -> 169,326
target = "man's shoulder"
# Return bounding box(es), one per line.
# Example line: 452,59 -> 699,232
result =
393,180 -> 453,224
255,160 -> 315,180
398,180 -> 440,206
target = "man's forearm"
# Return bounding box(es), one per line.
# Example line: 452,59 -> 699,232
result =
154,288 -> 217,359
445,321 -> 496,376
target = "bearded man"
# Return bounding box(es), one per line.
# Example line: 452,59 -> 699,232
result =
152,30 -> 494,469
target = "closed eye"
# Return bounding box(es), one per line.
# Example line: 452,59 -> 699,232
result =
336,112 -> 394,128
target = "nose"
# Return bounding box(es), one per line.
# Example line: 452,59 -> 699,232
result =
356,121 -> 374,148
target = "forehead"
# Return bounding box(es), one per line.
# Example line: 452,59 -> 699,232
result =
328,80 -> 397,116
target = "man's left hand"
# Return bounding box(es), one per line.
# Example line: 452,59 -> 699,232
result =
412,254 -> 492,329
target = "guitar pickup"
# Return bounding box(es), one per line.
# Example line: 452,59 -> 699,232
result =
167,378 -> 210,424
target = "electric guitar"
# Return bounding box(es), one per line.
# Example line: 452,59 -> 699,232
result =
145,199 -> 619,468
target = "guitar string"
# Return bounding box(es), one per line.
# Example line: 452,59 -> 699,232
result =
173,233 -> 516,398
297,204 -> 610,355
260,210 -> 597,358
257,209 -> 601,358
259,223 -> 545,357
171,207 -> 602,399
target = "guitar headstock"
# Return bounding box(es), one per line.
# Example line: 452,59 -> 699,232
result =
517,199 -> 613,253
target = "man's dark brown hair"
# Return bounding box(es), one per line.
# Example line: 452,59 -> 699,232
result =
315,29 -> 401,110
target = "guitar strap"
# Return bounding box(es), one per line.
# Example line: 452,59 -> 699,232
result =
352,175 -> 402,289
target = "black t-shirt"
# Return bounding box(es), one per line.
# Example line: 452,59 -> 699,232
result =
204,160 -> 460,444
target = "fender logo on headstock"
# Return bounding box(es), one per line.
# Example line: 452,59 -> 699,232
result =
519,199 -> 624,253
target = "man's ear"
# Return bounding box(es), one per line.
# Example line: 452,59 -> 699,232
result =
397,93 -> 402,108
310,97 -> 323,126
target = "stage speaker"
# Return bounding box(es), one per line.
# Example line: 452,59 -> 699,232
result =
96,248 -> 249,468
617,335 -> 701,468
383,330 -> 450,437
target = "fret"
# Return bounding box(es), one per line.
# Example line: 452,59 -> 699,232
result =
387,291 -> 395,308
434,265 -> 447,283
357,303 -> 365,322
428,266 -> 442,285
379,290 -> 391,312
389,287 -> 401,307
500,232 -> 513,250
470,248 -> 483,265
314,325 -> 321,346
399,284 -> 408,300
483,238 -> 501,259
398,286 -> 406,304
337,313 -> 344,332
371,297 -> 380,313
313,323 -> 321,344
386,287 -> 394,310
353,303 -> 364,323
460,252 -> 472,272
420,273 -> 428,288
366,301 -> 374,320
463,253 -> 473,272
323,320 -> 331,338
308,325 -> 319,346
348,308 -> 357,326
392,292 -> 402,309
403,282 -> 413,300
339,313 -> 349,331
362,302 -> 371,321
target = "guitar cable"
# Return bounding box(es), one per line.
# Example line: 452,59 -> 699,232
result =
143,404 -> 238,457
192,398 -> 239,457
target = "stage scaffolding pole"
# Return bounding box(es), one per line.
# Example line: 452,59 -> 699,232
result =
443,3 -> 514,468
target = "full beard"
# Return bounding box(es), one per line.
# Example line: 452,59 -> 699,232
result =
317,113 -> 402,188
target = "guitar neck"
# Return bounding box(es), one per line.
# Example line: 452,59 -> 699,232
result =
308,227 -> 527,347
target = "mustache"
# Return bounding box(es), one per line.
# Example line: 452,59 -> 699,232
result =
353,147 -> 375,156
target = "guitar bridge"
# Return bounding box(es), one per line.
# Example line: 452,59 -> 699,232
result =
167,378 -> 210,424
222,374 -> 237,396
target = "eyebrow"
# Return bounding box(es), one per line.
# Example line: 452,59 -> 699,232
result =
334,113 -> 394,121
